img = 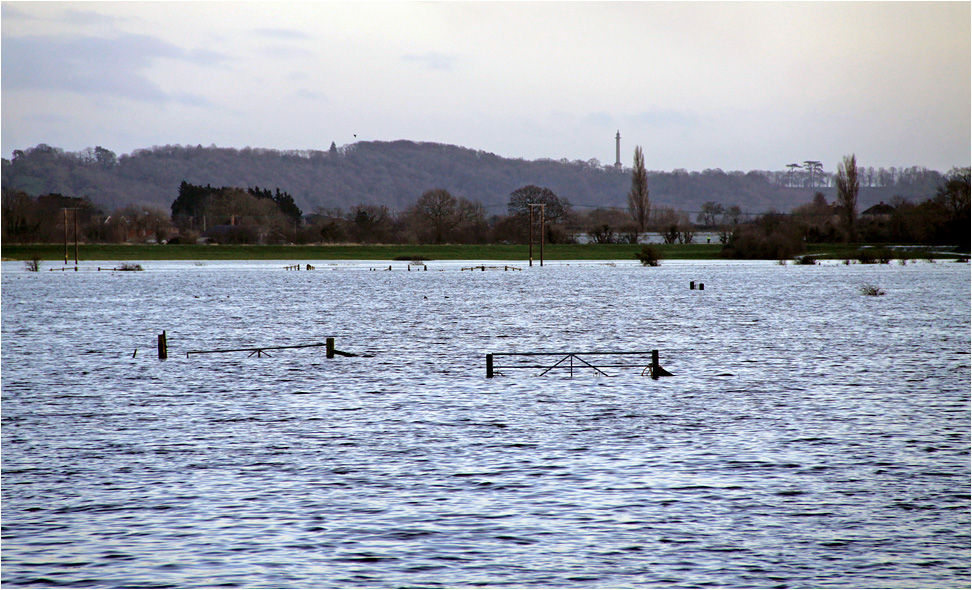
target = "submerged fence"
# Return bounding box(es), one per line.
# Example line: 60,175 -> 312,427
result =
486,349 -> 672,379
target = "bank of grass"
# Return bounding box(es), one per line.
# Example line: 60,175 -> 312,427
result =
1,243 -> 724,262
803,243 -> 969,261
2,242 -> 966,262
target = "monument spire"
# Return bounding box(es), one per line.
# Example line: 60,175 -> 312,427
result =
614,130 -> 622,170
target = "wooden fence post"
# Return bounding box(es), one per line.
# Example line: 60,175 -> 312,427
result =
326,337 -> 335,359
486,353 -> 494,378
158,331 -> 168,360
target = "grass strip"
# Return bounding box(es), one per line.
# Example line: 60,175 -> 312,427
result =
2,242 -> 965,262
2,243 -> 722,261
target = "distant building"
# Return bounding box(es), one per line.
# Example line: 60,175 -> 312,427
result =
861,201 -> 895,220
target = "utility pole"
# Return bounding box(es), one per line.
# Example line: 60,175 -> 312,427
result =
63,208 -> 69,264
528,205 -> 533,266
528,203 -> 546,267
62,208 -> 81,267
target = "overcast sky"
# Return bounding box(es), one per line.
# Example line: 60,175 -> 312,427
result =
2,1 -> 969,173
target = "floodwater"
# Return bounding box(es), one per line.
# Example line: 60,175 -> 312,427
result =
2,258 -> 969,588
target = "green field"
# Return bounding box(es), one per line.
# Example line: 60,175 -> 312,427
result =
1,242 -> 966,262
2,243 -> 721,262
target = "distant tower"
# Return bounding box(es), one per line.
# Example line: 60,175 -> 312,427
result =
614,130 -> 622,170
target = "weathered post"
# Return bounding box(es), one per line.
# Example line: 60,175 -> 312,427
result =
650,349 -> 673,378
699,283 -> 704,290
326,337 -> 335,359
486,353 -> 494,378
690,281 -> 696,290
158,331 -> 168,360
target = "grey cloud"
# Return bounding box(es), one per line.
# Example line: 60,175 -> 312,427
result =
61,8 -> 125,27
631,109 -> 699,128
294,88 -> 327,101
252,28 -> 313,40
258,44 -> 315,59
188,47 -> 233,66
1,4 -> 31,20
1,5 -> 127,28
584,112 -> 616,127
402,52 -> 455,71
1,34 -> 222,105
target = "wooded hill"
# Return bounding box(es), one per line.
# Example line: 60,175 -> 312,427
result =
1,141 -> 948,216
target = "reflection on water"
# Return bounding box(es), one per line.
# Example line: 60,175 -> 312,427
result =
2,259 -> 970,587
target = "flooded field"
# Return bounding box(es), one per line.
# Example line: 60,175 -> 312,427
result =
2,259 -> 969,588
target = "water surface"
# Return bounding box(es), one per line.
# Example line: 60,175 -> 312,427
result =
2,259 -> 969,588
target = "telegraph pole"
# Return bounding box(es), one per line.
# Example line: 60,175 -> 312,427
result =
528,203 -> 546,267
63,208 -> 69,264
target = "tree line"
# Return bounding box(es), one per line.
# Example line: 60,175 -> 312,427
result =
3,162 -> 967,256
2,141 -> 952,218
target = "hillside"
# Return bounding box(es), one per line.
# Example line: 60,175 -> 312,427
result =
1,141 -> 946,216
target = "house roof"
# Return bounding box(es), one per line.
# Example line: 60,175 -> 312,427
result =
861,202 -> 895,216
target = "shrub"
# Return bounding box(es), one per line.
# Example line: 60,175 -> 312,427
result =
635,244 -> 661,266
116,263 -> 144,271
722,227 -> 804,260
857,249 -> 876,264
873,248 -> 894,264
859,283 -> 885,296
24,255 -> 41,272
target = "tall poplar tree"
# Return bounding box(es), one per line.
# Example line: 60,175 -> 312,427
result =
835,154 -> 859,241
627,146 -> 651,237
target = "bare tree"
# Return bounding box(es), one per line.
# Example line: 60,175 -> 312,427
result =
412,188 -> 458,243
696,201 -> 723,227
627,146 -> 650,237
835,154 -> 859,240
508,185 -> 572,225
718,205 -> 743,244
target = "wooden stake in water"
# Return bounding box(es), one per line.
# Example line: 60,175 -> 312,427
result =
158,331 -> 168,360
326,337 -> 335,359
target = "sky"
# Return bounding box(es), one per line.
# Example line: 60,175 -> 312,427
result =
2,1 -> 969,173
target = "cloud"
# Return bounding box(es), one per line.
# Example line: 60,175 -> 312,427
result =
584,112 -> 615,127
630,109 -> 700,129
1,33 -> 222,105
401,52 -> 455,71
251,27 -> 313,40
60,8 -> 125,27
294,88 -> 327,102
1,4 -> 32,20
